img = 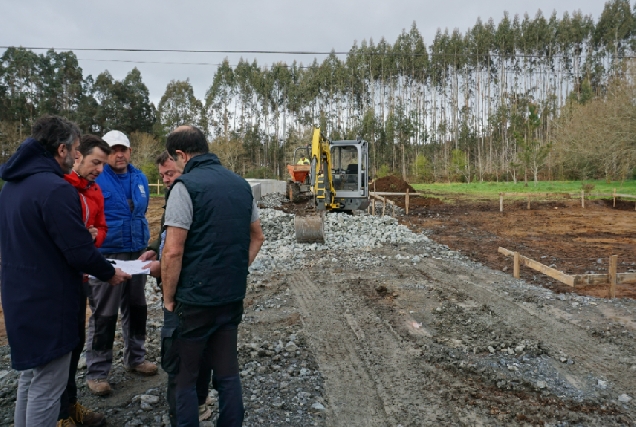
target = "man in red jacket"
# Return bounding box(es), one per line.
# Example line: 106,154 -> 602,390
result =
59,135 -> 111,427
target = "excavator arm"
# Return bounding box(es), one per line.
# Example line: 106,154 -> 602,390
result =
310,128 -> 340,210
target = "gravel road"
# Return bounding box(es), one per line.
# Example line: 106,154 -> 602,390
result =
0,194 -> 633,426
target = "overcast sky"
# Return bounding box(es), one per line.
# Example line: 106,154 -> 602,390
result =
0,0 -> 606,104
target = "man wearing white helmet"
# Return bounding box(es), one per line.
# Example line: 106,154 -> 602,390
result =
85,130 -> 157,396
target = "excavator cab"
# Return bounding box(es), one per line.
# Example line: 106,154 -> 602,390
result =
326,140 -> 370,211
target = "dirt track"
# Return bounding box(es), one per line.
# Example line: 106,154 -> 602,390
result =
0,196 -> 634,425
281,248 -> 635,425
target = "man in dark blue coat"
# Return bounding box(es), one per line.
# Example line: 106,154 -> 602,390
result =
0,116 -> 129,427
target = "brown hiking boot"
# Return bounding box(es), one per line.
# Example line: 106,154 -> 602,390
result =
57,418 -> 76,427
125,360 -> 158,376
86,378 -> 112,396
69,401 -> 106,426
199,395 -> 213,421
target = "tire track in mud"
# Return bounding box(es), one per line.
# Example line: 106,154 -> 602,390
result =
290,270 -> 485,426
291,272 -> 390,426
421,260 -> 636,397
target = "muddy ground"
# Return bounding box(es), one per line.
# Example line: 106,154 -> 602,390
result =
403,195 -> 636,299
0,196 -> 634,425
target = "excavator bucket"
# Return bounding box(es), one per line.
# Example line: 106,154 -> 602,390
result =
294,214 -> 325,244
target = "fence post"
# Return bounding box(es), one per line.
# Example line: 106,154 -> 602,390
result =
382,196 -> 386,217
157,179 -> 161,195
405,188 -> 410,215
527,194 -> 531,210
513,252 -> 520,279
581,190 -> 585,208
609,255 -> 618,299
372,197 -> 376,216
500,193 -> 504,213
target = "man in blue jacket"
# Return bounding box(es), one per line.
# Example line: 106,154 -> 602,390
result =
0,116 -> 129,427
86,130 -> 157,396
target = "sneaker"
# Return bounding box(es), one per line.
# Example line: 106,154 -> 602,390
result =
57,418 -> 76,427
69,401 -> 106,426
125,360 -> 158,376
86,378 -> 112,396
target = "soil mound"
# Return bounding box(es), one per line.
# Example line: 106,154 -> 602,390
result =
373,175 -> 415,193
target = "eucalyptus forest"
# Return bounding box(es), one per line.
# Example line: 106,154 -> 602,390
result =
1,0 -> 636,183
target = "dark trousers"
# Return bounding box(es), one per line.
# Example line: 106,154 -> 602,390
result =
162,308 -> 213,427
86,251 -> 148,379
164,301 -> 244,427
59,292 -> 87,420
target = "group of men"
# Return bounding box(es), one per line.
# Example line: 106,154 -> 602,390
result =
0,116 -> 264,427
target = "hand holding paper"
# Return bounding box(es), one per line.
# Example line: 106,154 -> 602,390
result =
106,259 -> 151,275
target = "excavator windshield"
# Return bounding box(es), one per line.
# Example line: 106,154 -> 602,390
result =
330,145 -> 363,192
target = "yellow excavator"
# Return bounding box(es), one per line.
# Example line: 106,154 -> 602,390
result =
289,128 -> 370,243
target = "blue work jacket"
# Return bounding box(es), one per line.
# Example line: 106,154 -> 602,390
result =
96,164 -> 150,253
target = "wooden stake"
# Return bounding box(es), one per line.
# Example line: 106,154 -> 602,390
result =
499,247 -> 576,286
500,193 -> 504,213
382,196 -> 386,217
157,179 -> 161,195
613,188 -> 616,208
513,252 -> 520,279
527,194 -> 531,210
372,198 -> 376,216
405,188 -> 410,215
581,190 -> 585,208
609,255 -> 617,299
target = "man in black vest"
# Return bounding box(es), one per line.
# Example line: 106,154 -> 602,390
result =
161,125 -> 264,427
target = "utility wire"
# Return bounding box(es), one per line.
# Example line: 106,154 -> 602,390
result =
0,47 -> 346,55
3,46 -> 635,59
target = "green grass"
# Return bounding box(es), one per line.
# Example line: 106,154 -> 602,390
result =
411,180 -> 636,199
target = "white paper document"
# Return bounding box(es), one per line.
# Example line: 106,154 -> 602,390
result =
106,259 -> 150,275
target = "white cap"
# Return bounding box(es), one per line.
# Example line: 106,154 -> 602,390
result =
102,130 -> 130,148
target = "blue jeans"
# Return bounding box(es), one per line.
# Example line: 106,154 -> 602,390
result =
165,300 -> 244,427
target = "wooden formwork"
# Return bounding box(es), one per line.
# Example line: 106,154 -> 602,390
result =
498,189 -> 636,212
498,247 -> 636,299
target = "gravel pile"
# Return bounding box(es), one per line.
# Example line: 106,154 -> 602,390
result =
250,208 -> 431,273
258,193 -> 287,209
369,199 -> 405,216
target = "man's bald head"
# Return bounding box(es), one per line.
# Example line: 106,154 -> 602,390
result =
166,125 -> 208,158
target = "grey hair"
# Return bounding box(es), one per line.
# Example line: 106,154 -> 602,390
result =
31,116 -> 80,157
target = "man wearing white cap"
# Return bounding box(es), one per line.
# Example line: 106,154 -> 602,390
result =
86,130 -> 157,396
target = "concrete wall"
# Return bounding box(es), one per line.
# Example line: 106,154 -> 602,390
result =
245,179 -> 286,196
250,182 -> 262,201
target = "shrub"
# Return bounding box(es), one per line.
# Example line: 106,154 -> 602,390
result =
581,183 -> 595,194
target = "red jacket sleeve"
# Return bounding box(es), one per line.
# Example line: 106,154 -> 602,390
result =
93,186 -> 108,248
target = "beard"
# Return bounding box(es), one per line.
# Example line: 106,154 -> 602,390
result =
62,149 -> 75,174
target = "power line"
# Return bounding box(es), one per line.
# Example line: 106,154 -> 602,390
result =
78,58 -> 319,69
3,45 -> 636,59
80,58 -> 224,66
0,46 -> 347,55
